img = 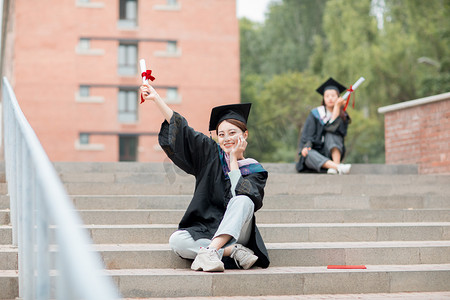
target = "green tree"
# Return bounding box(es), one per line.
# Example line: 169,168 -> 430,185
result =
240,18 -> 264,78
258,0 -> 328,77
246,72 -> 322,162
381,0 -> 450,98
240,0 -> 449,163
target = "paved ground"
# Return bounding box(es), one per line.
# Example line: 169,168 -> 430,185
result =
125,292 -> 450,299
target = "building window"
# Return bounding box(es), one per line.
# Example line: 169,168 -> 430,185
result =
119,135 -> 138,161
154,0 -> 180,10
75,133 -> 104,151
79,85 -> 90,97
79,133 -> 90,145
76,38 -> 105,55
165,87 -> 181,103
154,40 -> 181,57
118,43 -> 137,75
78,38 -> 91,50
75,0 -> 105,8
76,85 -> 104,103
119,0 -> 137,28
167,41 -> 177,54
118,89 -> 138,122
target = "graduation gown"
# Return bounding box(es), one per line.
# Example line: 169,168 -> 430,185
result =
296,106 -> 350,173
158,112 -> 270,268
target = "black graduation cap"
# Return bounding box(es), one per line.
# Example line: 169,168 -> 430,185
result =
209,103 -> 252,131
316,77 -> 347,96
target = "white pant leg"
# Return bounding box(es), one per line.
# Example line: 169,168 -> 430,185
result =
213,195 -> 254,247
169,195 -> 254,259
169,230 -> 212,259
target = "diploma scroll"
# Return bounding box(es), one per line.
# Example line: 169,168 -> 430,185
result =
341,77 -> 365,100
140,59 -> 148,84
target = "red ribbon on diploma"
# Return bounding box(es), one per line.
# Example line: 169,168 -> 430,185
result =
142,70 -> 156,81
140,70 -> 156,104
343,85 -> 354,111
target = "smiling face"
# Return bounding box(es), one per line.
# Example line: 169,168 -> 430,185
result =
217,120 -> 248,153
323,89 -> 340,111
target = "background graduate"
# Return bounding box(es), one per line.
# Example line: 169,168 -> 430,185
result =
296,77 -> 352,175
140,83 -> 270,272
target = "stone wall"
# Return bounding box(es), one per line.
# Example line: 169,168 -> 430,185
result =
378,93 -> 450,174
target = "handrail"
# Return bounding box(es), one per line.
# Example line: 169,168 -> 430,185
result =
2,77 -> 120,299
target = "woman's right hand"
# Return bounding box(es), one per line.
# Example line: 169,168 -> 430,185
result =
301,147 -> 311,157
139,83 -> 173,122
140,84 -> 159,102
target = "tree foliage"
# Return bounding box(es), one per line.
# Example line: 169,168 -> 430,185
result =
240,0 -> 450,163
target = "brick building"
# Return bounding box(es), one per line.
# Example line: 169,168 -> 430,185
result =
378,92 -> 450,174
1,0 -> 240,161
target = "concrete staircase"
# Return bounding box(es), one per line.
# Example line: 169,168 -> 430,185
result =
1,162 -> 450,298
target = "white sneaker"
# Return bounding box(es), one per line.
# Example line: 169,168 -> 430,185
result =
191,247 -> 224,272
337,164 -> 352,175
230,244 -> 258,269
327,168 -> 338,175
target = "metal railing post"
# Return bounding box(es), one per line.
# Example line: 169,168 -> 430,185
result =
2,76 -> 120,300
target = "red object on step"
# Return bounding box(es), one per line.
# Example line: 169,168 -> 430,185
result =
327,265 -> 367,269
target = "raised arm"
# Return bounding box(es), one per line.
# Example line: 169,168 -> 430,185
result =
140,83 -> 173,123
330,97 -> 345,123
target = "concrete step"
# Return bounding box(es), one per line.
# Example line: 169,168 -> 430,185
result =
0,210 -> 10,225
121,292 -> 450,300
106,264 -> 450,297
63,222 -> 450,244
0,245 -> 17,270
94,241 -> 450,270
0,270 -> 18,300
62,180 -> 450,196
0,226 -> 12,244
71,194 -> 450,210
57,171 -> 447,187
76,209 -> 450,225
0,196 -> 9,210
266,173 -> 450,186
7,222 -> 445,245
263,163 -> 420,175
57,171 -> 450,187
2,240 -> 449,270
0,184 -> 8,195
64,182 -> 195,195
53,162 -> 419,175
264,181 -> 450,197
2,264 -> 448,298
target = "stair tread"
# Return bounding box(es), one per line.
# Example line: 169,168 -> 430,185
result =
81,222 -> 450,228
122,291 -> 450,300
93,240 -> 450,251
106,263 -> 450,275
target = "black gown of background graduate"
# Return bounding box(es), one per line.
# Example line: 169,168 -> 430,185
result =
295,107 -> 350,172
296,77 -> 351,173
158,111 -> 270,268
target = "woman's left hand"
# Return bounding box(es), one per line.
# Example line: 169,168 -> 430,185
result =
335,97 -> 345,108
230,135 -> 247,161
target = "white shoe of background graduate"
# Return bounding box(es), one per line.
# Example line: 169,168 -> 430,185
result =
337,164 -> 352,175
327,168 -> 338,175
